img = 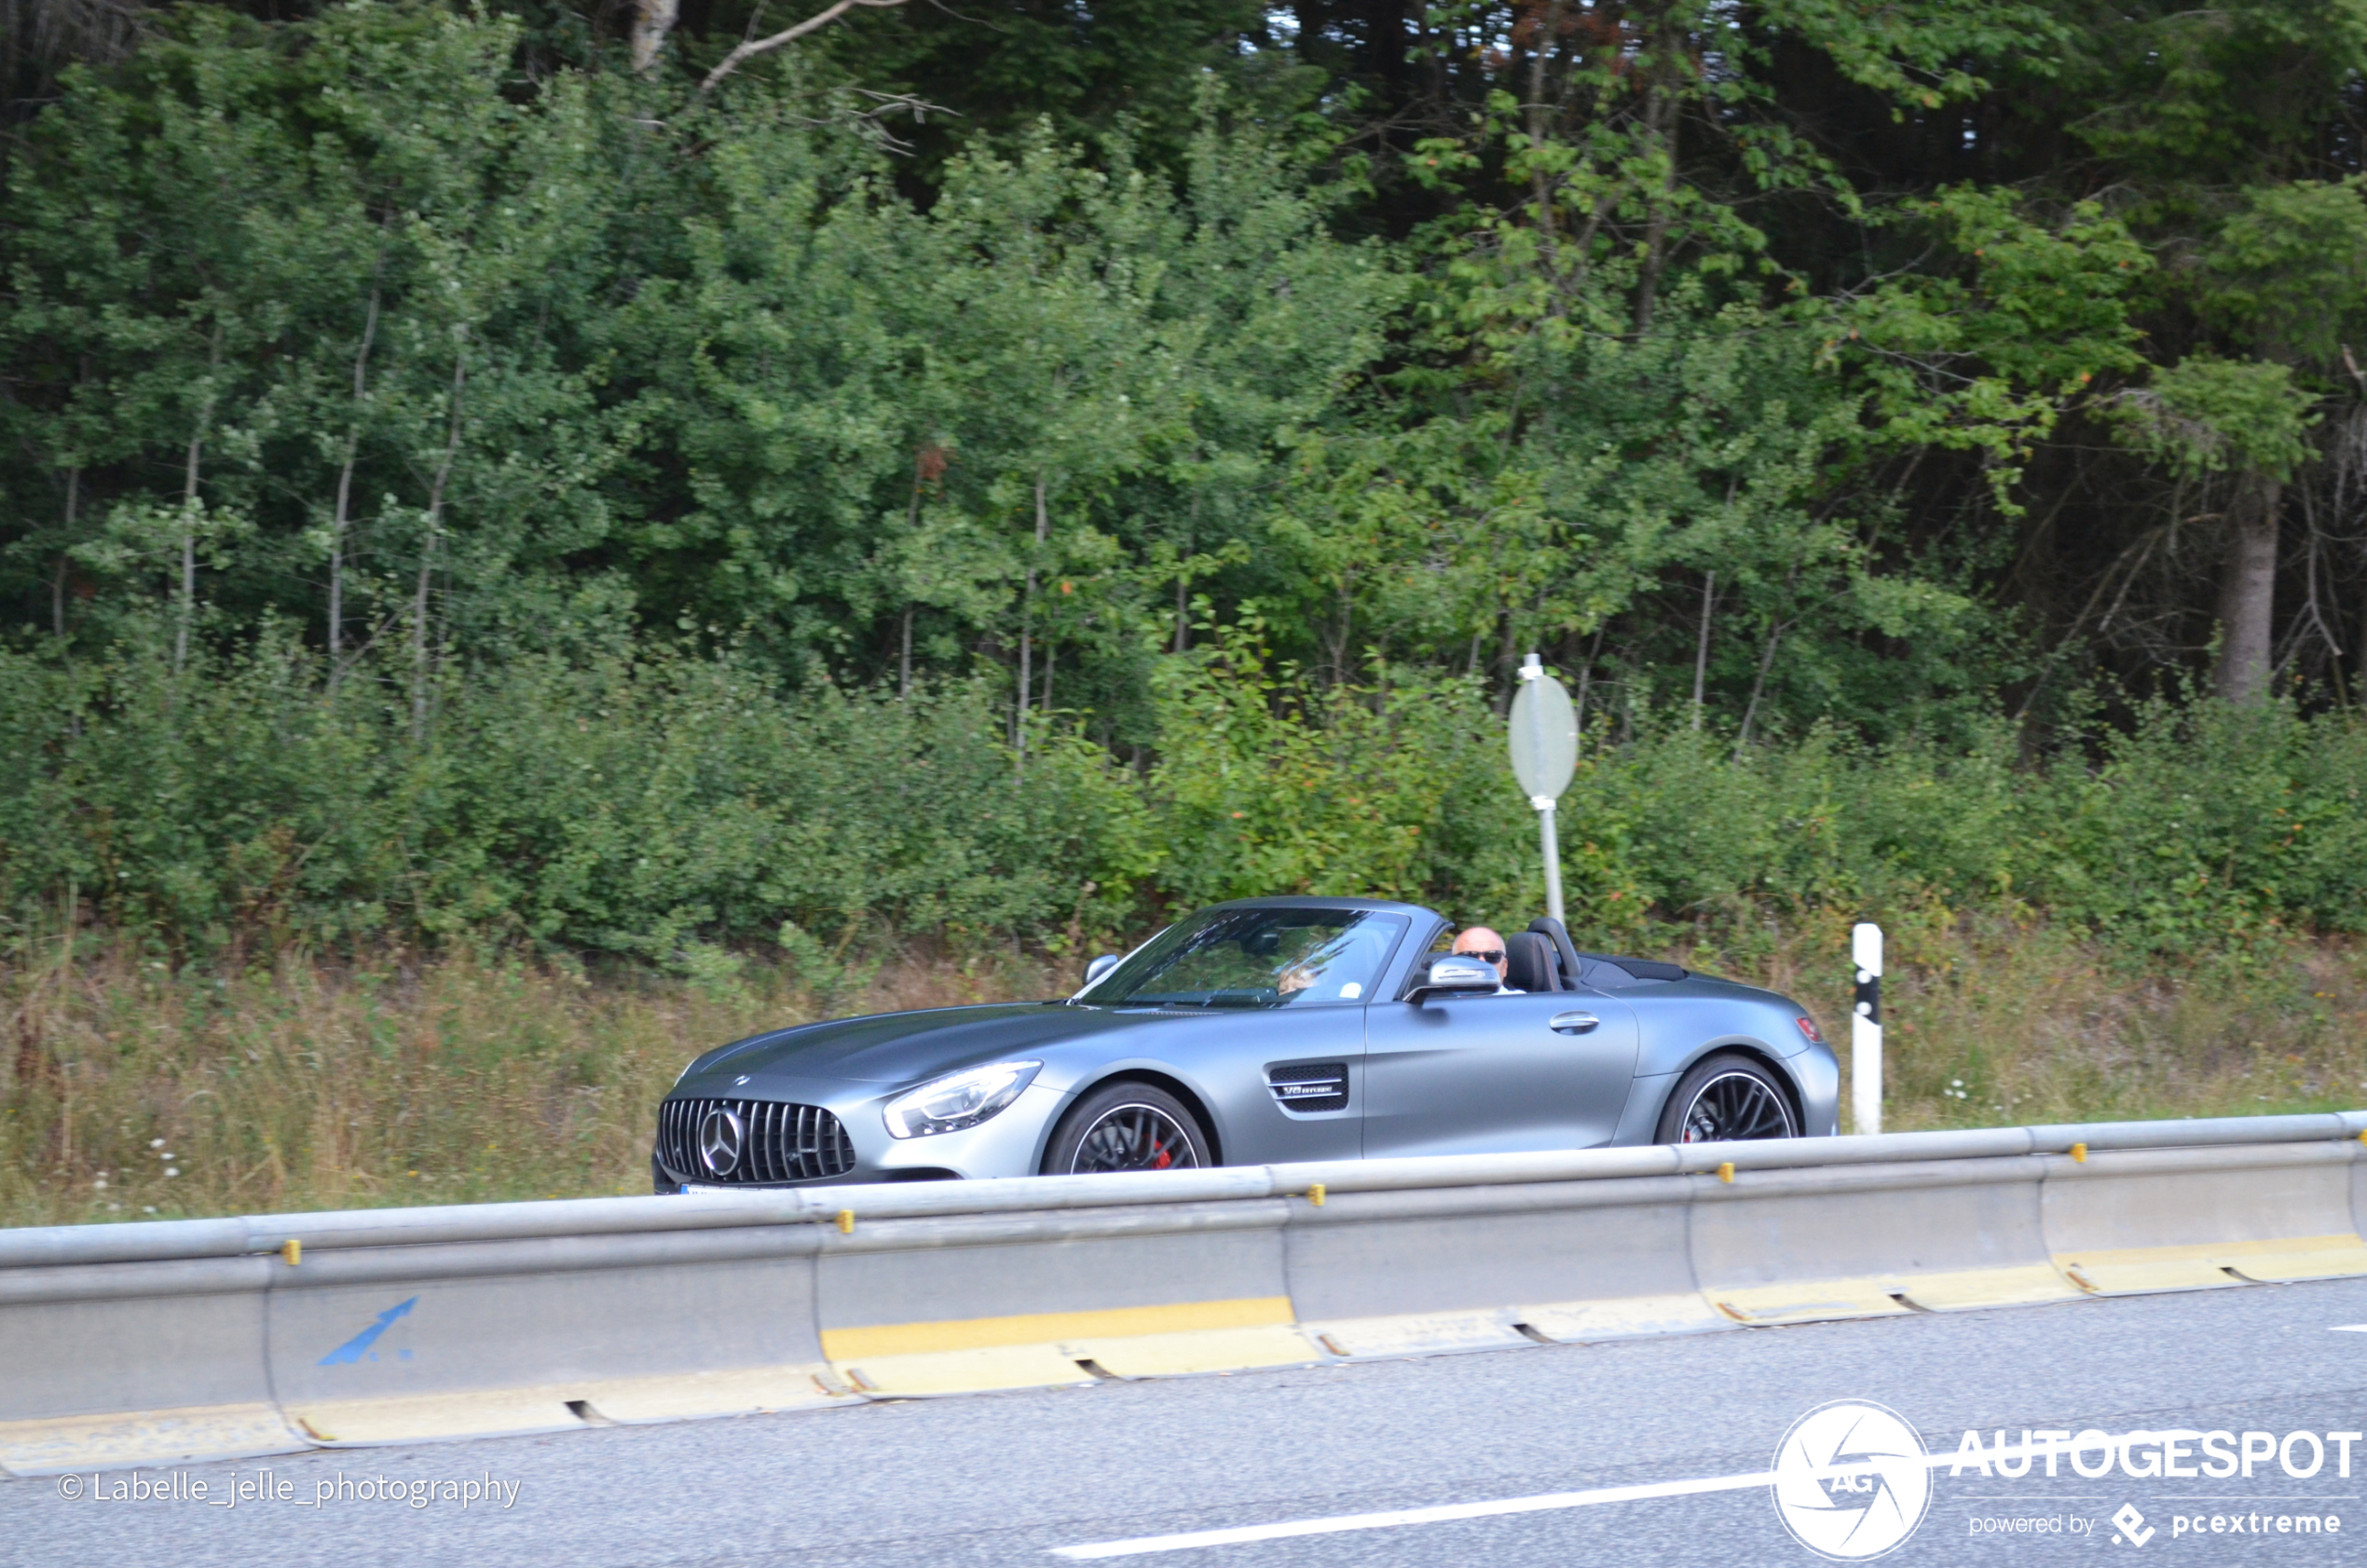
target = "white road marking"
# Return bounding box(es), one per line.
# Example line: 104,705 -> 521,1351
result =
1049,1471 -> 1779,1559
2333,1325 -> 2367,1332
1049,1428 -> 2185,1559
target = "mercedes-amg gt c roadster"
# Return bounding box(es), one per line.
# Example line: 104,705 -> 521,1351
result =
653,896 -> 1839,1190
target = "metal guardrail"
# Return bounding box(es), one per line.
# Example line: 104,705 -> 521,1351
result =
4,1111 -> 2364,1476
7,1111 -> 2360,1271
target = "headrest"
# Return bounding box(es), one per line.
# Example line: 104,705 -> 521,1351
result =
1503,931 -> 1562,993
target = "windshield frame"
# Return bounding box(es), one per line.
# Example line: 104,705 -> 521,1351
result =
1075,904 -> 1414,1011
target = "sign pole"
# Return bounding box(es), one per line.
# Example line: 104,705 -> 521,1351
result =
1851,921 -> 1883,1136
1534,795 -> 1565,925
1509,653 -> 1578,926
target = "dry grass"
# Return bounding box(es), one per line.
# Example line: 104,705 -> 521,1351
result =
5,919 -> 2363,1228
0,941 -> 1062,1228
1672,910 -> 2367,1130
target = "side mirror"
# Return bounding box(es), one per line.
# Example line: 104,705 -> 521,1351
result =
1082,953 -> 1120,989
1404,953 -> 1500,1000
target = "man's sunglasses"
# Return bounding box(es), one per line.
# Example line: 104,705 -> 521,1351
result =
1459,948 -> 1505,964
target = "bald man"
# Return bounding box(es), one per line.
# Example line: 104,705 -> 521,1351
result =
1452,925 -> 1525,994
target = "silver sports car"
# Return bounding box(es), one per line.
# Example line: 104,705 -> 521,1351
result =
652,897 -> 1840,1190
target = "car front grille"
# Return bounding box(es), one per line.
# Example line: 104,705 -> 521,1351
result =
656,1097 -> 856,1184
1266,1061 -> 1348,1113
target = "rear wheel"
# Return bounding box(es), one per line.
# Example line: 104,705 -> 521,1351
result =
1656,1053 -> 1799,1144
1041,1082 -> 1211,1175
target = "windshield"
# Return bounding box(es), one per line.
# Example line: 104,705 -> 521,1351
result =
1084,907 -> 1409,1009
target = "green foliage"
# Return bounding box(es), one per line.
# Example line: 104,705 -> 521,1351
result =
1756,0 -> 2062,106
2196,179 -> 2367,371
7,626 -> 2357,964
4,0 -> 2367,976
2110,355 -> 2319,482
0,626 -> 1144,962
1141,621 -> 1484,906
1839,190 -> 2149,501
2057,0 -> 2367,181
16,0 -> 2363,741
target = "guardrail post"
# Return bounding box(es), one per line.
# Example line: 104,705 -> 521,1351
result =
1852,922 -> 1883,1136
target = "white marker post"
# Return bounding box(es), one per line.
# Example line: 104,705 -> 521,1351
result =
1508,653 -> 1579,923
1851,921 -> 1883,1136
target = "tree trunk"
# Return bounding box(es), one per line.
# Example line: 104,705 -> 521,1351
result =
1736,619 -> 1787,750
698,0 -> 911,92
1572,622 -> 1606,741
631,0 -> 679,72
1328,585 -> 1352,684
176,430 -> 201,673
1016,471 -> 1049,766
1523,2 -> 1563,255
2358,567 -> 2367,702
1494,608 -> 1517,715
898,452 -> 926,700
53,468 -> 77,638
1690,570 -> 1716,729
175,323 -> 226,675
2212,470 -> 2279,704
414,348 -> 468,741
1632,81 -> 1680,338
329,275 -> 382,685
1173,498 -> 1197,655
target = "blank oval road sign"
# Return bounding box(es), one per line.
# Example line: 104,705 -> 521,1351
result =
1509,671 -> 1578,800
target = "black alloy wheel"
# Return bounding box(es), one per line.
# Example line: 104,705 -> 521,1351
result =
1042,1082 -> 1211,1175
1656,1052 -> 1799,1144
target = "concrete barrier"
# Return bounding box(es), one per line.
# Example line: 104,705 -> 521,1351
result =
2041,1141 -> 2367,1293
266,1227 -> 845,1446
1688,1157 -> 2080,1325
815,1201 -> 1310,1394
2,1111 -> 2361,1473
1283,1177 -> 1720,1356
0,1227 -> 853,1470
0,1257 -> 300,1475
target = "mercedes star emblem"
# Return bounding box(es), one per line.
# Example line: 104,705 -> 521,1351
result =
697,1107 -> 746,1177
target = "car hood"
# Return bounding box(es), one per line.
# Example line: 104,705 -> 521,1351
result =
684,1002 -> 1177,1089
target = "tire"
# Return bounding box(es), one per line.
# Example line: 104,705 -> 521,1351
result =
1655,1052 -> 1799,1144
1040,1081 -> 1211,1175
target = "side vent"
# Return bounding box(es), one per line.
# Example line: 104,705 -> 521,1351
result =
1266,1061 -> 1349,1113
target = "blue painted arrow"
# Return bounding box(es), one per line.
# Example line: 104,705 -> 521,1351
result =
318,1297 -> 417,1366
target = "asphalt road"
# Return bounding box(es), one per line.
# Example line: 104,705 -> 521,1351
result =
10,1275 -> 2367,1567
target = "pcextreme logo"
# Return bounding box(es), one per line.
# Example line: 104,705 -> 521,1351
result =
1770,1400 -> 1935,1561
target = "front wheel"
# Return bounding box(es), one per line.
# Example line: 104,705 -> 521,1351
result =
1656,1052 -> 1799,1144
1041,1082 -> 1211,1175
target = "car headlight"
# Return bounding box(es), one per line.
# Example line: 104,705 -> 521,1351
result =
883,1061 -> 1042,1139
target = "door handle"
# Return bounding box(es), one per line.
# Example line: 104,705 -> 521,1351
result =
1549,1011 -> 1600,1034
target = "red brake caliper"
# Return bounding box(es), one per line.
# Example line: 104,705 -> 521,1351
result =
1151,1137 -> 1171,1170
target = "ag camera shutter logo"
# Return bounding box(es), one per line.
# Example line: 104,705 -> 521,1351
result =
1771,1400 -> 1934,1560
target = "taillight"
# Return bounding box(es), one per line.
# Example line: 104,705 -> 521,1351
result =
1796,1016 -> 1824,1044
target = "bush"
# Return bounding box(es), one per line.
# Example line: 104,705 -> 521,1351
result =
2,626 -> 2362,964
0,629 -> 1143,964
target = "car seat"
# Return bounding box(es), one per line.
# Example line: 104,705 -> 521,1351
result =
1503,931 -> 1563,992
